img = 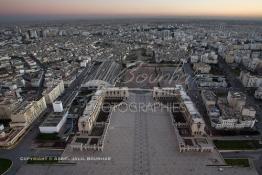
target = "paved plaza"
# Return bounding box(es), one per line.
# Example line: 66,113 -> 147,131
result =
16,93 -> 258,175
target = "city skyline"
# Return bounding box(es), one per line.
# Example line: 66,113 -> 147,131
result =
1,2 -> 262,174
0,0 -> 262,19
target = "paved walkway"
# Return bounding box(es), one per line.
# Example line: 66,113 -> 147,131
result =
16,93 -> 258,175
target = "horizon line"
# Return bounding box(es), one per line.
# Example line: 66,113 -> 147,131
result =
0,14 -> 262,24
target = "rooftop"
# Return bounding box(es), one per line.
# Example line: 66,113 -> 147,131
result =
40,110 -> 68,127
202,90 -> 217,102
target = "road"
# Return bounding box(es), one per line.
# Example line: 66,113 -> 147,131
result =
183,63 -> 213,133
183,59 -> 262,175
0,107 -> 63,175
58,62 -> 101,108
217,55 -> 262,133
0,62 -> 96,175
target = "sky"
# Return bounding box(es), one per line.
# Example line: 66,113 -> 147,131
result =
0,0 -> 262,18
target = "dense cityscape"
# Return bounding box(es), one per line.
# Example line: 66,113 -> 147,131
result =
0,18 -> 262,175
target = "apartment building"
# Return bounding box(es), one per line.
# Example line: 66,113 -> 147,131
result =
240,71 -> 262,88
10,96 -> 47,127
43,80 -> 65,104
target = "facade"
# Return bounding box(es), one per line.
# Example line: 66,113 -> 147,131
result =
225,50 -> 235,64
78,87 -> 129,135
73,87 -> 128,151
201,90 -> 220,117
154,85 -> 213,152
193,63 -> 211,74
240,71 -> 262,88
175,128 -> 214,153
247,58 -> 262,71
0,100 -> 15,120
53,101 -> 63,113
241,106 -> 256,118
10,96 -> 47,127
162,30 -> 172,40
43,80 -> 64,104
153,87 -> 178,99
200,52 -> 218,64
30,71 -> 44,87
183,101 -> 206,136
201,90 -> 216,107
190,55 -> 199,63
196,74 -> 227,88
215,100 -> 256,129
0,127 -> 28,147
153,85 -> 206,136
39,111 -> 68,133
104,87 -> 129,100
0,90 -> 20,120
78,90 -> 104,134
227,91 -> 246,112
255,87 -> 262,100
207,91 -> 256,130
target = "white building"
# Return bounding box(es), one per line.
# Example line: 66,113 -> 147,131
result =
39,111 -> 68,133
52,101 -> 63,113
0,124 -> 4,131
80,60 -> 89,67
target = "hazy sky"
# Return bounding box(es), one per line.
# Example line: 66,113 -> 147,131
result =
0,0 -> 262,18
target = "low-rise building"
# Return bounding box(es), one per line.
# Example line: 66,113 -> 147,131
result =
201,90 -> 216,107
193,63 -> 211,74
154,85 -> 214,152
183,101 -> 206,136
254,87 -> 262,100
241,106 -> 256,118
153,87 -> 178,99
10,96 -> 47,127
154,85 -> 206,136
0,90 -> 20,120
214,100 -> 256,129
104,87 -> 129,100
39,110 -> 68,134
190,55 -> 199,63
78,90 -> 104,134
52,101 -> 63,113
200,52 -> 218,64
225,50 -> 235,64
227,91 -> 246,112
207,91 -> 256,130
196,74 -> 227,88
201,90 -> 220,117
240,71 -> 262,88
